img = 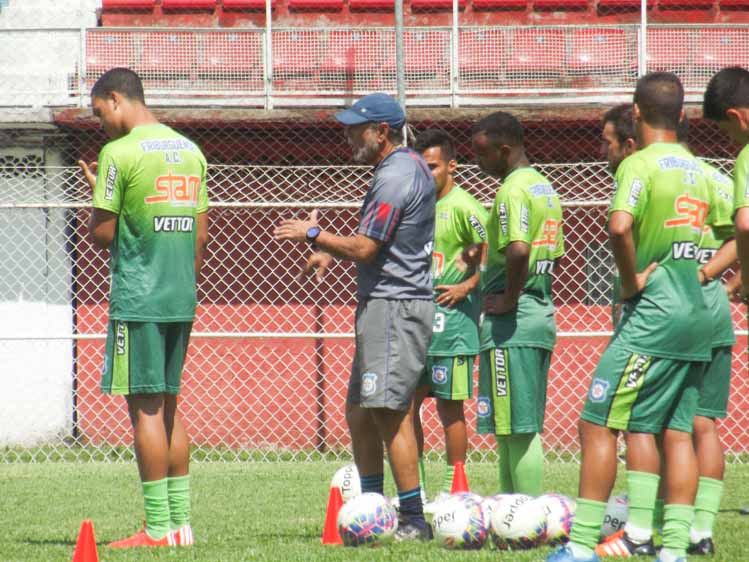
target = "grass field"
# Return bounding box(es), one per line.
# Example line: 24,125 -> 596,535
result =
2,460 -> 749,562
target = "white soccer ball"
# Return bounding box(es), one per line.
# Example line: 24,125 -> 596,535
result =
490,494 -> 547,550
539,493 -> 576,545
330,463 -> 361,502
481,494 -> 514,529
601,495 -> 628,539
432,494 -> 488,550
337,493 -> 398,547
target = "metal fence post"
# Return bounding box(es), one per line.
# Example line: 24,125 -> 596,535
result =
638,0 -> 647,77
451,0 -> 460,108
264,0 -> 274,110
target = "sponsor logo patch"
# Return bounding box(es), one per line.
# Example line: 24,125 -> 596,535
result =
469,214 -> 487,241
589,378 -> 610,403
520,205 -> 529,233
145,171 -> 201,206
495,349 -> 508,397
115,322 -> 126,355
105,164 -> 117,200
477,397 -> 491,418
153,216 -> 195,232
499,203 -> 508,235
628,178 -> 643,207
432,366 -> 448,385
625,355 -> 650,389
361,372 -> 378,397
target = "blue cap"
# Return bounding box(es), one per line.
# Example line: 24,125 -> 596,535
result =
335,93 -> 406,129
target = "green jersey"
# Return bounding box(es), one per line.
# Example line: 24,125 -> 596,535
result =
429,185 -> 488,356
734,144 -> 749,213
92,124 -> 209,322
698,160 -> 736,348
611,143 -> 715,361
480,167 -> 565,351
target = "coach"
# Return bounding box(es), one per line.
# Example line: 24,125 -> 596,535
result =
274,93 -> 436,540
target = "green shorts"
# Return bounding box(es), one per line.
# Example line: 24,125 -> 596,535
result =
696,346 -> 732,419
581,343 -> 704,434
417,355 -> 475,400
102,320 -> 193,395
477,346 -> 550,436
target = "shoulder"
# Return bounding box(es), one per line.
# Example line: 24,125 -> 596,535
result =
737,144 -> 749,166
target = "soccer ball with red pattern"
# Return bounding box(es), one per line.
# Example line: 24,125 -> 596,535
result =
337,493 -> 398,547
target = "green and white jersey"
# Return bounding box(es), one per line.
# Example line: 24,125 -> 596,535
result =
93,124 -> 209,322
698,160 -> 736,348
611,143 -> 714,361
734,144 -> 749,213
429,185 -> 488,357
480,167 -> 565,351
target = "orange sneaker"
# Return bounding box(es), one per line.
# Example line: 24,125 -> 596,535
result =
595,530 -> 656,557
108,528 -> 176,548
172,524 -> 194,546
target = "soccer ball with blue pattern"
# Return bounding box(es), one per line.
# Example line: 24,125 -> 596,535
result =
432,494 -> 488,550
539,493 -> 576,545
490,494 -> 547,550
337,493 -> 398,547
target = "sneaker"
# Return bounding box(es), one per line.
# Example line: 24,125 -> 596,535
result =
595,530 -> 656,557
108,528 -> 175,548
172,524 -> 194,546
393,517 -> 433,541
655,556 -> 686,562
423,492 -> 451,515
547,545 -> 601,562
687,537 -> 715,555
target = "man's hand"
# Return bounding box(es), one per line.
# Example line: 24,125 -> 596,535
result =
483,293 -> 516,315
77,160 -> 97,191
301,252 -> 333,283
455,244 -> 482,272
274,209 -> 319,243
435,282 -> 471,308
620,262 -> 658,300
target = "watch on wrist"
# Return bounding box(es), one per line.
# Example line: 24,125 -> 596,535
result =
306,226 -> 321,244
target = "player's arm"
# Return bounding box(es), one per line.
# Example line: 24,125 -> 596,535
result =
79,150 -> 122,251
735,208 -> 749,299
700,238 -> 737,284
195,211 -> 209,281
435,270 -> 480,308
608,212 -> 656,299
89,209 -> 117,250
483,241 -> 529,314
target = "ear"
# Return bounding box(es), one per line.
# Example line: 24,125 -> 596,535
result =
446,159 -> 458,175
726,108 -> 746,129
109,90 -> 124,110
376,123 -> 390,143
623,137 -> 637,156
499,144 -> 513,160
632,103 -> 642,122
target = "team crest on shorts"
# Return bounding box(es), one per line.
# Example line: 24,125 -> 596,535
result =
432,366 -> 448,385
361,373 -> 378,397
477,397 -> 491,418
589,378 -> 610,403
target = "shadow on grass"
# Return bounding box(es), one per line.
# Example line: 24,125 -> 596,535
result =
23,538 -> 80,546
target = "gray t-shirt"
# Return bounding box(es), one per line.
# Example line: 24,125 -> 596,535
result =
356,148 -> 436,300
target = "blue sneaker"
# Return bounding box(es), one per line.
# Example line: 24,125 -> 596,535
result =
655,558 -> 686,562
547,545 -> 600,562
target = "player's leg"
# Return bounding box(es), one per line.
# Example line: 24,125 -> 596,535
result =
345,403 -> 385,494
411,379 -> 431,495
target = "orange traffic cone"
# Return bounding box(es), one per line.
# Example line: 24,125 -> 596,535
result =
450,461 -> 470,494
321,486 -> 344,545
72,520 -> 99,562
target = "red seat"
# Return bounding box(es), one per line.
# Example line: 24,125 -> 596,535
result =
411,0 -> 467,8
659,0 -> 713,7
321,30 -> 390,89
568,28 -> 631,74
646,28 -> 692,74
140,32 -> 197,78
458,28 -> 507,84
86,32 -> 137,77
222,0 -> 270,7
506,28 -> 565,78
403,30 -> 450,80
162,0 -> 216,8
288,0 -> 343,9
272,31 -> 319,85
101,0 -> 154,8
473,0 -> 526,8
694,28 -> 749,70
597,0 -> 653,8
349,0 -> 393,7
720,0 -> 749,6
197,32 -> 263,87
535,0 -> 587,9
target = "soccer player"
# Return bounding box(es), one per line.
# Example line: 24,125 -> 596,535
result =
274,93 -> 436,540
549,72 -> 714,562
601,104 -> 637,176
471,111 -> 564,496
78,68 -> 209,548
410,129 -> 488,505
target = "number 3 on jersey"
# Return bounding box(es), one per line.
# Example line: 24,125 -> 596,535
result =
433,312 -> 445,333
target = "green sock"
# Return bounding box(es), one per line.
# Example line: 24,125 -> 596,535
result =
507,433 -> 543,496
142,478 -> 170,539
167,475 -> 191,530
626,470 -> 659,538
496,439 -> 513,493
692,476 -> 723,537
441,464 -> 455,494
653,498 -> 665,531
418,457 -> 426,495
662,503 -> 694,558
569,498 -> 607,553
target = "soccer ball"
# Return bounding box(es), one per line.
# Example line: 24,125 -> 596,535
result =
601,495 -> 628,539
481,494 -> 513,529
539,493 -> 576,544
432,494 -> 488,550
330,463 -> 361,502
490,494 -> 547,550
337,493 -> 398,547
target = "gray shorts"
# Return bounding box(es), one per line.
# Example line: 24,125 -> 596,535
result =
347,297 -> 434,411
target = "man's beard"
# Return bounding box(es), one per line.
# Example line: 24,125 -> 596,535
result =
352,136 -> 381,164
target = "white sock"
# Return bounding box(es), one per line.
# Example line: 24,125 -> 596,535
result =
623,522 -> 652,543
689,528 -> 712,543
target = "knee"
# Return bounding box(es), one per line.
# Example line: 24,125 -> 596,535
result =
692,416 -> 716,437
436,399 -> 464,424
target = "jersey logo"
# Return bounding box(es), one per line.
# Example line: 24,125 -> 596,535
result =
469,215 -> 487,241
494,349 -> 508,397
432,251 -> 444,278
361,373 -> 378,397
532,219 -> 560,249
154,216 -> 195,233
589,378 -> 609,403
105,164 -> 117,200
145,171 -> 201,206
663,194 -> 708,232
432,366 -> 448,385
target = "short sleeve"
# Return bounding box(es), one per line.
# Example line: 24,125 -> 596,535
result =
495,186 -> 532,251
197,154 -> 209,214
611,155 -> 648,219
458,203 -> 489,245
734,145 -> 749,212
707,168 -> 735,240
92,145 -> 125,214
358,169 -> 408,243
